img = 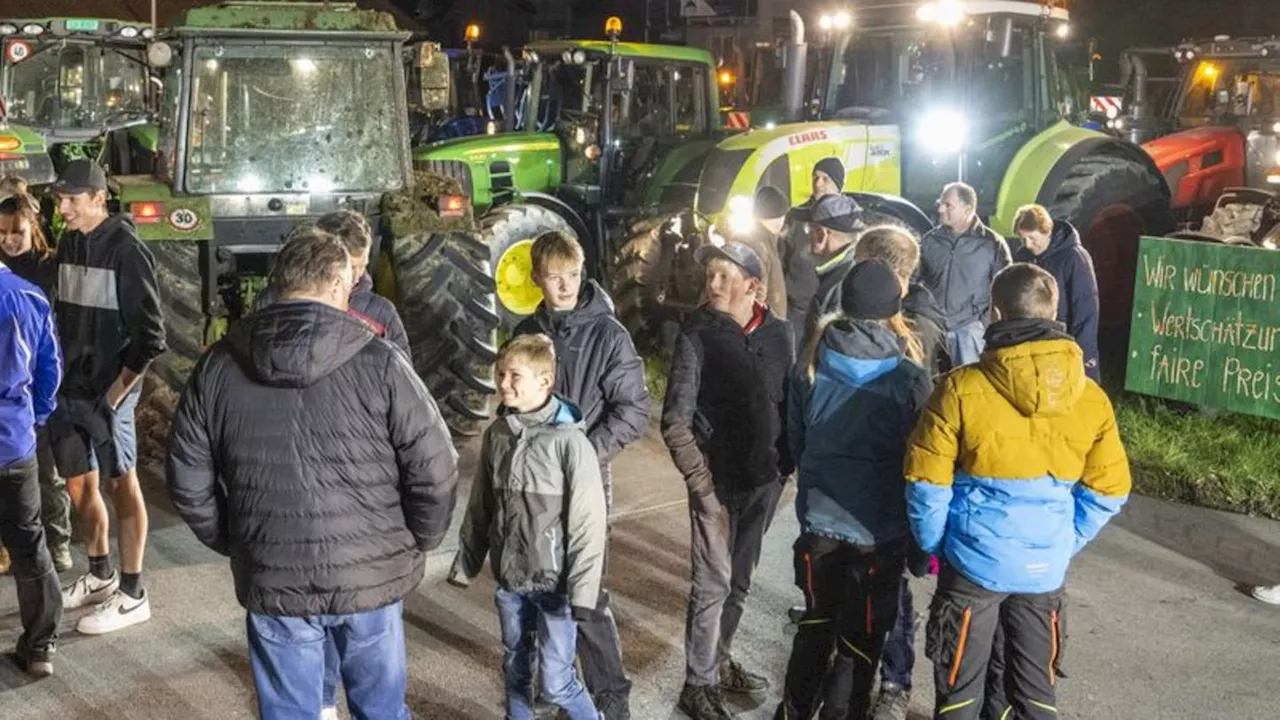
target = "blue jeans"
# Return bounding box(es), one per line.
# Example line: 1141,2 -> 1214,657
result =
879,577 -> 915,689
945,320 -> 987,367
246,602 -> 410,720
495,588 -> 599,720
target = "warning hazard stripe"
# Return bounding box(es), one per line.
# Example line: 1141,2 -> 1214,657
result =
1090,95 -> 1122,114
724,111 -> 751,129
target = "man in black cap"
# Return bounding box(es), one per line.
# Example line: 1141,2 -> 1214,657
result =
776,157 -> 851,351
47,159 -> 165,635
801,193 -> 864,347
813,157 -> 845,199
663,241 -> 794,720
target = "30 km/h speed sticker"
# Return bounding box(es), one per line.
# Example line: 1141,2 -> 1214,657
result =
168,208 -> 202,232
6,40 -> 32,64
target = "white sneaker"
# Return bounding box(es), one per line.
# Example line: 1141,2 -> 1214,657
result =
320,708 -> 339,720
1252,584 -> 1280,605
76,589 -> 151,635
61,571 -> 119,610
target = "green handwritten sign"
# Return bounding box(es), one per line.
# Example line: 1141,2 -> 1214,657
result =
1126,236 -> 1280,419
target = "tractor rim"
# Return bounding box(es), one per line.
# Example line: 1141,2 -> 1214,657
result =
494,238 -> 543,316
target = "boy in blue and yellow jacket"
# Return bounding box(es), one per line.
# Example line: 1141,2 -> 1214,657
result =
905,263 -> 1130,720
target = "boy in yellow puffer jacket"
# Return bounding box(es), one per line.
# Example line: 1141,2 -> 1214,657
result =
905,263 -> 1130,720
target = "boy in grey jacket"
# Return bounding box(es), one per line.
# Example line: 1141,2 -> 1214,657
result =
449,334 -> 608,720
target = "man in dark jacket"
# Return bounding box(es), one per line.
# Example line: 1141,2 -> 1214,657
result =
256,210 -> 410,356
47,159 -> 166,635
917,182 -> 1011,366
166,228 -> 459,719
1013,205 -> 1101,382
512,231 -> 649,719
0,259 -> 63,678
663,241 -> 794,720
778,157 -> 849,352
801,193 -> 864,348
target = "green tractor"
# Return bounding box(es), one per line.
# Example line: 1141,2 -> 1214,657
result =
411,18 -> 739,328
116,1 -> 496,435
0,16 -> 159,185
651,1 -> 1172,382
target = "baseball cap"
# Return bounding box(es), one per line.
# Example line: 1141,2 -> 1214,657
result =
811,193 -> 863,233
694,241 -> 764,281
53,159 -> 108,195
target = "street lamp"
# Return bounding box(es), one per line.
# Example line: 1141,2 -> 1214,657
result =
818,10 -> 853,32
917,0 -> 965,27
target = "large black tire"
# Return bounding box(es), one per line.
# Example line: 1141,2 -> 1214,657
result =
388,231 -> 499,436
1049,152 -> 1173,389
137,240 -> 206,463
479,204 -> 576,327
610,213 -> 705,354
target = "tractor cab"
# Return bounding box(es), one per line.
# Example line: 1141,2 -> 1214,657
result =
0,17 -> 158,183
817,0 -> 1075,216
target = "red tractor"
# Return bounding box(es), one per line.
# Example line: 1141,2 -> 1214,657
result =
1131,36 -> 1280,248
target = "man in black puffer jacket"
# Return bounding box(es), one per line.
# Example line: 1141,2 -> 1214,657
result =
166,228 -> 458,720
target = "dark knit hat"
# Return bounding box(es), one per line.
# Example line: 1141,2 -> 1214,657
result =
814,157 -> 845,191
840,259 -> 903,320
754,186 -> 790,220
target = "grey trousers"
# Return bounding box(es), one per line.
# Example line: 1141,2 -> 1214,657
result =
36,429 -> 71,548
685,480 -> 783,686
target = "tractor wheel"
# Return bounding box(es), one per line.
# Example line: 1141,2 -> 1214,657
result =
387,230 -> 499,436
479,204 -> 576,327
611,213 -> 705,355
137,240 -> 207,463
1049,153 -> 1173,388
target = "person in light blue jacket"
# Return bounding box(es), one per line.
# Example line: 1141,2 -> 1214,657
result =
0,259 -> 64,678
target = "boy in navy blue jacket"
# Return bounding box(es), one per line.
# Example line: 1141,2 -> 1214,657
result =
0,259 -> 64,677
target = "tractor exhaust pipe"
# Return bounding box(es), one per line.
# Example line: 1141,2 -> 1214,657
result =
784,10 -> 808,123
1124,52 -> 1149,144
502,46 -> 517,132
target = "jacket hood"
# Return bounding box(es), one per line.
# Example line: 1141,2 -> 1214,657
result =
498,395 -> 585,434
818,320 -> 901,385
978,319 -> 1085,417
225,301 -> 376,388
903,283 -> 944,326
84,213 -> 135,241
534,280 -> 614,332
1042,220 -> 1082,260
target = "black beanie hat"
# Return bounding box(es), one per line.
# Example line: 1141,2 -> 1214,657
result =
840,259 -> 902,320
814,157 -> 845,191
754,186 -> 790,220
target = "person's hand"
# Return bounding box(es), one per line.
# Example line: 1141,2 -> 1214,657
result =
446,554 -> 472,589
687,479 -> 717,514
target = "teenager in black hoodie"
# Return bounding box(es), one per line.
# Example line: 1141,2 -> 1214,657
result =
47,160 -> 165,635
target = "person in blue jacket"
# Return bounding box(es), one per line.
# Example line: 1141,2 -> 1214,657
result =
1013,204 -> 1101,382
773,260 -> 934,720
0,256 -> 64,678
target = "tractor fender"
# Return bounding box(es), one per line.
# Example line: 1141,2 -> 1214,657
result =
521,192 -> 594,249
991,121 -> 1170,236
846,192 -> 934,238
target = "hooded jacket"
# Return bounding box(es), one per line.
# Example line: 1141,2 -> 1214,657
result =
1013,220 -> 1101,382
451,396 -> 607,612
918,218 -> 1011,331
801,245 -> 857,348
256,273 -> 410,356
789,320 -> 932,547
165,301 -> 459,616
0,265 -> 61,467
662,304 -> 794,498
904,319 -> 1131,594
55,214 -> 165,399
512,280 -> 649,464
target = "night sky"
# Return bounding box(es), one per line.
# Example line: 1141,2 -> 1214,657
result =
392,0 -> 1279,82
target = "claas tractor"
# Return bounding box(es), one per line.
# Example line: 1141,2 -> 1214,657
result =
0,16 -> 158,186
117,1 -> 495,435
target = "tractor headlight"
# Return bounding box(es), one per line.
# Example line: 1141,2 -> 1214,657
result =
727,195 -> 755,236
918,107 -> 967,155
1106,105 -> 1119,120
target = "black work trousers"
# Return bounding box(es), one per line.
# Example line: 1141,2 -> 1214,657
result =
927,567 -> 1065,720
774,534 -> 906,720
0,457 -> 63,655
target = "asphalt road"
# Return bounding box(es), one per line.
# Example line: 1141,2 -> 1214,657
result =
0,412 -> 1277,719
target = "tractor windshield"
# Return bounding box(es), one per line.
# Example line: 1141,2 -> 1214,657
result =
1,40 -> 148,134
184,43 -> 404,195
530,58 -> 600,132
1178,58 -> 1280,126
